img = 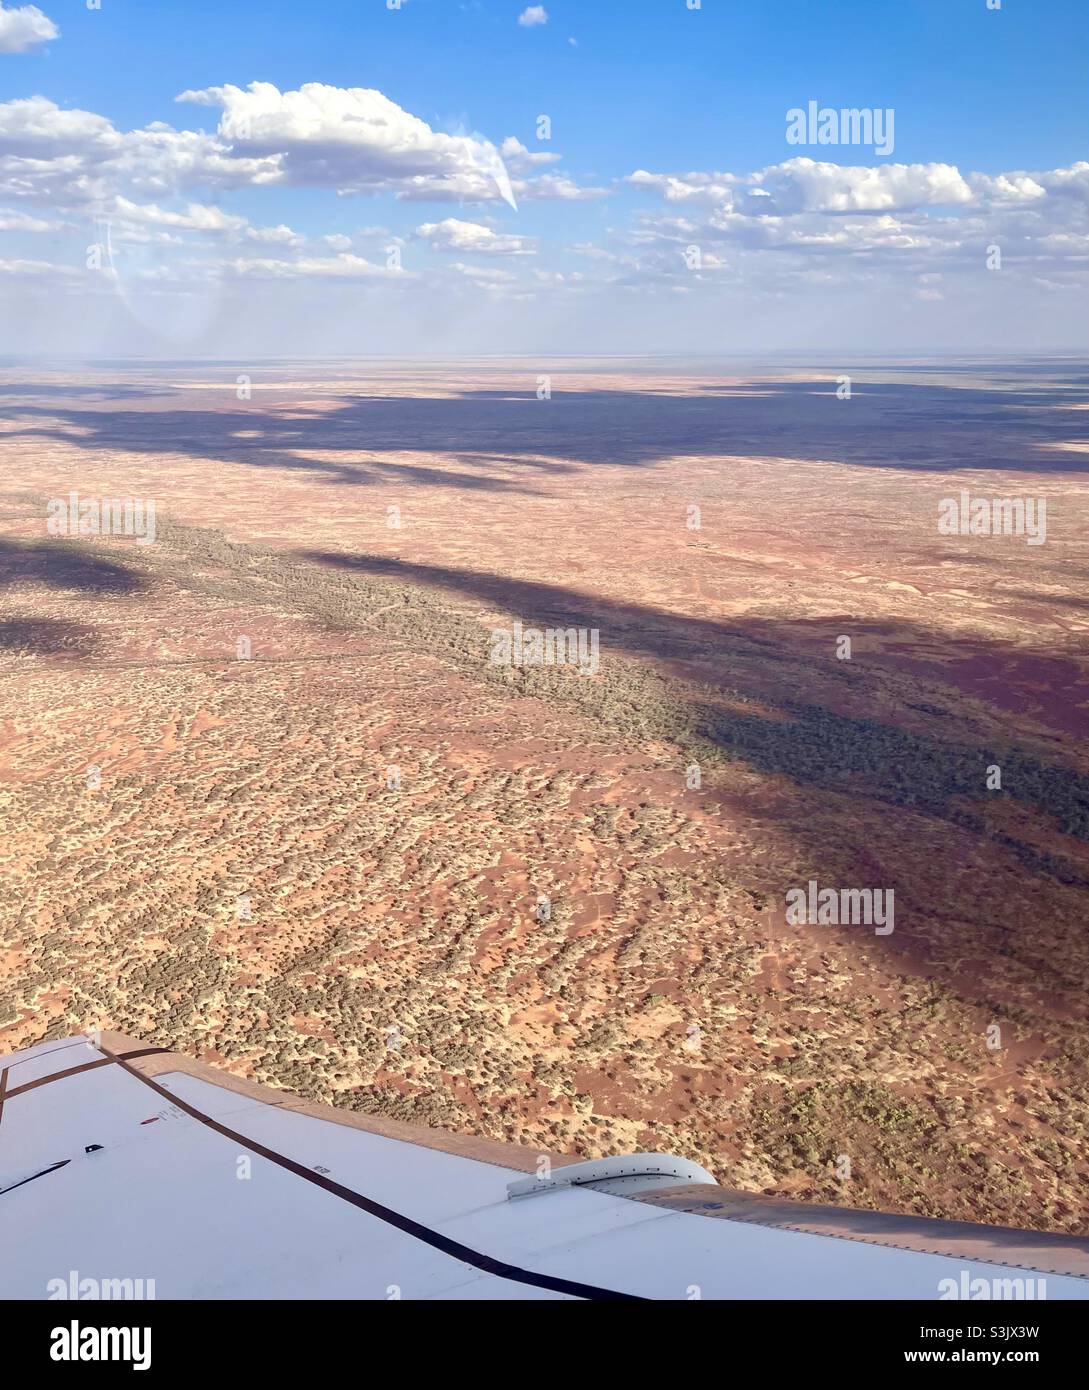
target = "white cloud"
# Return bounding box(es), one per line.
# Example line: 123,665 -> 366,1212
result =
0,94 -> 115,153
751,158 -> 972,214
518,6 -> 548,27
101,197 -> 304,252
245,223 -> 304,246
107,225 -> 185,248
0,255 -> 74,276
967,171 -> 1047,205
450,262 -> 517,283
0,3 -> 57,53
0,205 -> 55,230
225,251 -> 388,279
629,158 -> 975,215
627,169 -> 741,206
0,97 -> 279,206
500,136 -> 560,169
176,81 -> 519,204
0,85 -> 600,216
3,68 -> 1083,330
517,171 -> 607,201
615,155 -> 1089,298
416,217 -> 536,255
109,196 -> 248,233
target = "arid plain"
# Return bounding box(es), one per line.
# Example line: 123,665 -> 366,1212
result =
1,359 -> 1087,1231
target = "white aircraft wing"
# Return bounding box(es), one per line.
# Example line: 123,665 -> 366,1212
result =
2,1033 -> 1087,1301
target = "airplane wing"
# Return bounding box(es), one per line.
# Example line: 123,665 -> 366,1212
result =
3,1032 -> 1087,1301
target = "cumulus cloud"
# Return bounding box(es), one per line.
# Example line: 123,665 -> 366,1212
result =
629,158 -> 975,215
0,94 -> 116,154
751,158 -> 972,214
627,169 -> 742,206
967,171 -> 1047,205
245,223 -> 304,246
415,217 -> 536,255
176,81 -> 523,205
628,159 -> 1089,233
225,251 -> 388,279
109,196 -> 248,233
0,205 -> 55,230
518,171 -> 607,201
0,96 -> 279,207
500,136 -> 560,169
97,197 -> 304,252
0,3 -> 57,53
0,85 -> 600,218
3,66 -> 1083,326
629,157 -> 1087,238
518,6 -> 548,27
617,156 -> 1089,297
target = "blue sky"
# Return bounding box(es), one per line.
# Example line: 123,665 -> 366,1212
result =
1,0 -> 1086,354
23,0 -> 1088,170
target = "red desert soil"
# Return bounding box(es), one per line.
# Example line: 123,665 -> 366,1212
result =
0,359 -> 1087,1232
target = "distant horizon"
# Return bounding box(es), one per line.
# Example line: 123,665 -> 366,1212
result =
4,350 -> 1088,365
